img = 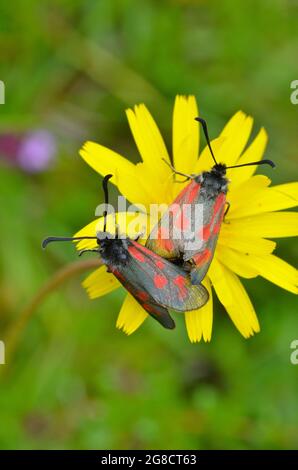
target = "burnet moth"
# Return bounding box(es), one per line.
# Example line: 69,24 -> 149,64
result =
146,117 -> 275,285
42,175 -> 209,330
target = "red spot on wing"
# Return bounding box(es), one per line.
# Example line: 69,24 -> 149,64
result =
155,259 -> 165,269
213,193 -> 225,214
173,275 -> 186,287
111,268 -> 124,280
175,180 -> 200,204
173,275 -> 188,300
175,184 -> 191,204
142,303 -> 158,314
157,227 -> 169,239
187,181 -> 200,203
163,239 -> 175,251
169,203 -> 180,217
213,214 -> 224,234
203,225 -> 211,241
202,194 -> 226,242
142,303 -> 152,311
154,274 -> 168,289
193,248 -> 212,267
156,227 -> 175,252
136,291 -> 149,301
128,245 -> 145,262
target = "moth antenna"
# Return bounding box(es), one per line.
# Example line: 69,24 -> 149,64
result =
195,117 -> 218,165
42,236 -> 98,249
115,223 -> 120,240
102,174 -> 113,233
226,159 -> 276,170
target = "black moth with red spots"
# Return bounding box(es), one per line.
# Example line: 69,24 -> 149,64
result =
42,175 -> 209,330
146,118 -> 275,286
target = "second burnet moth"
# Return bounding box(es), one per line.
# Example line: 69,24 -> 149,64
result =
146,117 -> 275,285
42,175 -> 209,330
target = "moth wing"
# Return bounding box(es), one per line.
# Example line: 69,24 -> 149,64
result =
139,300 -> 175,330
185,193 -> 226,284
146,180 -> 201,260
111,267 -> 175,329
124,241 -> 209,311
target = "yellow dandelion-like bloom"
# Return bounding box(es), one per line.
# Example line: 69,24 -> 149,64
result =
75,95 -> 298,342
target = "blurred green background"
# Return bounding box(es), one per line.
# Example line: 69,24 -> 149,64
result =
0,0 -> 297,450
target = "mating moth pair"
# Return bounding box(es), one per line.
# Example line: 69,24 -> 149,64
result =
43,118 -> 274,329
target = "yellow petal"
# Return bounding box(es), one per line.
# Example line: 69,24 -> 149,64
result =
173,95 -> 199,174
126,104 -> 170,179
74,212 -> 149,250
185,277 -> 213,343
224,212 -> 298,238
218,229 -> 276,255
216,111 -> 253,167
228,182 -> 298,219
80,141 -> 133,175
80,141 -> 151,207
227,175 -> 271,216
116,293 -> 148,334
125,104 -> 173,203
239,254 -> 298,294
74,219 -> 99,249
82,266 -> 120,299
220,110 -> 247,135
209,258 -> 260,338
215,246 -> 259,278
134,162 -> 174,204
232,127 -> 268,186
185,309 -> 202,343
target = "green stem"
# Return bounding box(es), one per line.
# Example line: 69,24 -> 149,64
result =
4,258 -> 102,365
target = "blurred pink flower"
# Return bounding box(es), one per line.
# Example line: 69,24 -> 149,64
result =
0,129 -> 57,173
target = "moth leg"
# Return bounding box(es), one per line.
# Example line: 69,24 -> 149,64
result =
133,232 -> 145,242
175,176 -> 191,184
78,249 -> 100,257
224,202 -> 231,222
162,158 -> 193,181
182,260 -> 193,273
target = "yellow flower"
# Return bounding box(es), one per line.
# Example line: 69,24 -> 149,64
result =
75,95 -> 298,342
